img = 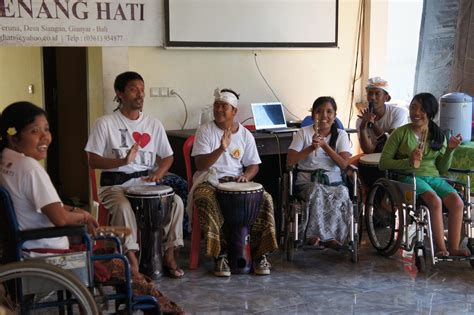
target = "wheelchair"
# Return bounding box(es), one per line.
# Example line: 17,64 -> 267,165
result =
0,187 -> 160,314
365,169 -> 474,272
282,165 -> 363,262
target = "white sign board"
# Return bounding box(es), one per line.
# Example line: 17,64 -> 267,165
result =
0,0 -> 164,46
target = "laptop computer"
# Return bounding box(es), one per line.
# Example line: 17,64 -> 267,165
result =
251,102 -> 299,133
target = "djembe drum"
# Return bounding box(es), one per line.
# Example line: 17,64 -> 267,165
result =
359,153 -> 384,189
216,182 -> 264,274
125,185 -> 174,279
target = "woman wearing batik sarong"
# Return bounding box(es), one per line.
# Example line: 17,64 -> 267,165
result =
287,96 -> 353,250
191,88 -> 278,277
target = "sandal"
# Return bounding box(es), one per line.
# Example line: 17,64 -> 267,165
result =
163,265 -> 185,279
322,240 -> 343,251
307,237 -> 325,250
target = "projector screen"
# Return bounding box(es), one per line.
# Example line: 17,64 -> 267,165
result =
165,0 -> 338,48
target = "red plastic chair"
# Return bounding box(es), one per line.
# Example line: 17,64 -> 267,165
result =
89,167 -> 110,226
244,124 -> 256,131
183,135 -> 201,270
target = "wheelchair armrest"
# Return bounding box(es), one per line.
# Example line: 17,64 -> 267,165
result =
346,164 -> 358,172
448,168 -> 474,174
19,225 -> 88,242
387,170 -> 416,178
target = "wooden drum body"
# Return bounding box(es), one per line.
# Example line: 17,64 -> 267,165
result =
125,185 -> 174,279
216,182 -> 263,274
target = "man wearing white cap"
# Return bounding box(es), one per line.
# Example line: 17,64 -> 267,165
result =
356,76 -> 408,153
191,88 -> 278,277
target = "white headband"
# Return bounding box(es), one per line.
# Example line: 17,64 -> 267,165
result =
214,88 -> 239,108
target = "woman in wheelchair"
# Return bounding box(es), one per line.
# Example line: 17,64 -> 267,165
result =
287,96 -> 352,250
379,92 -> 469,258
0,102 -> 99,254
0,102 -> 183,313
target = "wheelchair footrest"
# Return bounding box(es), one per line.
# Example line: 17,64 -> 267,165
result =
435,255 -> 474,263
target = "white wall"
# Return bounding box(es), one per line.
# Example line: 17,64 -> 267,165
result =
98,0 -> 363,132
369,0 -> 423,108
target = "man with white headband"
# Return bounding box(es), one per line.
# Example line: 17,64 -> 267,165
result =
356,77 -> 408,153
191,88 -> 278,277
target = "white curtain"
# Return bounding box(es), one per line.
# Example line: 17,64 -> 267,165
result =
450,0 -> 474,96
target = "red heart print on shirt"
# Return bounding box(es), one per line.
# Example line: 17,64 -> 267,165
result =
132,132 -> 151,148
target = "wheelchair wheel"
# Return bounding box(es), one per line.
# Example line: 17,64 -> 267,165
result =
414,242 -> 427,273
365,178 -> 404,257
468,238 -> 474,268
0,260 -> 98,314
286,233 -> 295,262
284,202 -> 297,262
350,234 -> 359,263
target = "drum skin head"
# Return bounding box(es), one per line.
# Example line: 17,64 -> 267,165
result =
125,185 -> 173,196
360,153 -> 382,165
216,182 -> 263,192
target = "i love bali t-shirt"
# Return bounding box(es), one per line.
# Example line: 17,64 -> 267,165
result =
85,110 -> 173,174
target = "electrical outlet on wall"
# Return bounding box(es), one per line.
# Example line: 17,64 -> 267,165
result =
150,87 -> 160,97
159,87 -> 169,97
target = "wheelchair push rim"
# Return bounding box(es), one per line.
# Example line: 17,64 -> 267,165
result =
365,178 -> 405,257
0,260 -> 98,314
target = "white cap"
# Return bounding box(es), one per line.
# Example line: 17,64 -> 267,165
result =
366,76 -> 391,100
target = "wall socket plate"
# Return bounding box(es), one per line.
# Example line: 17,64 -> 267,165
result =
159,87 -> 169,97
150,87 -> 160,97
150,87 -> 172,97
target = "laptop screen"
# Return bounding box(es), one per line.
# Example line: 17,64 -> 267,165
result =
251,102 -> 287,130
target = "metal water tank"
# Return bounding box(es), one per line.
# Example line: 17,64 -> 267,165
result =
439,92 -> 472,142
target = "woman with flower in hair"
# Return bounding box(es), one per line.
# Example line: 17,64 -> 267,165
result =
0,101 -> 184,314
0,101 -> 98,255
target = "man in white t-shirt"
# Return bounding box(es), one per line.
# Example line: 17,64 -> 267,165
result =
356,77 -> 408,153
85,71 -> 184,280
191,88 -> 278,277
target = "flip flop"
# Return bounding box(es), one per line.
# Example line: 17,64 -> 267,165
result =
163,265 -> 185,279
307,237 -> 325,250
322,240 -> 343,251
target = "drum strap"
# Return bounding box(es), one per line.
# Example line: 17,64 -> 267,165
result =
100,170 -> 149,186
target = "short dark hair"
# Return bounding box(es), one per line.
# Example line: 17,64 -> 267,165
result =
113,71 -> 144,110
114,71 -> 144,93
0,101 -> 47,150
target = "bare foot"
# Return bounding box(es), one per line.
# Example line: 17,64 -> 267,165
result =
126,251 -> 142,278
435,250 -> 450,258
449,248 -> 471,257
164,248 -> 184,279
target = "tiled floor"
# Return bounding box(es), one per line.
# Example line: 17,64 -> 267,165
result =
157,238 -> 474,314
